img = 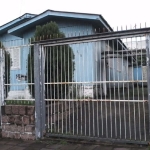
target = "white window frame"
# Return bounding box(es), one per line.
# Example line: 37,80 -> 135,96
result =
6,47 -> 21,70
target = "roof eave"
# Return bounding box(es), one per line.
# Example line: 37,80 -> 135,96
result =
8,10 -> 100,35
0,13 -> 36,34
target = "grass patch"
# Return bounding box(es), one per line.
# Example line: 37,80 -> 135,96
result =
59,140 -> 68,145
5,100 -> 35,105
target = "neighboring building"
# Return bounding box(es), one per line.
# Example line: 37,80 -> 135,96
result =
0,10 -> 131,99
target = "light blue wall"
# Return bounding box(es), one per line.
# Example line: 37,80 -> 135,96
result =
133,67 -> 142,81
106,57 -> 129,88
0,21 -> 94,92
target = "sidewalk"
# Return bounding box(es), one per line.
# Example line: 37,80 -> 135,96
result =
0,138 -> 149,150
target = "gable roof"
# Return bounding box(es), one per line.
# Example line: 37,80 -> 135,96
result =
0,13 -> 36,35
5,9 -> 113,37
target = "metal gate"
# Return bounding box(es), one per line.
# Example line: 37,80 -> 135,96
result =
34,28 -> 150,144
0,48 -> 5,129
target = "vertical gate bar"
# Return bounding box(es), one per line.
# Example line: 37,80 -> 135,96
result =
96,41 -> 100,137
50,46 -> 53,133
88,42 -> 91,137
136,36 -> 141,140
76,44 -> 78,135
100,41 -> 103,137
104,40 -> 108,138
80,43 -> 83,136
116,39 -> 121,139
53,46 -> 56,132
128,38 -> 131,140
84,43 -> 87,136
126,38 -> 131,139
34,44 -> 45,139
112,39 -> 117,138
0,48 -> 4,127
57,45 -> 59,133
108,40 -> 112,138
141,36 -> 146,141
122,38 -> 126,140
121,39 -> 124,139
68,44 -> 71,134
92,41 -> 95,137
64,44 -> 67,134
132,37 -> 137,140
60,45 -> 63,134
96,41 -> 99,137
41,45 -> 46,132
46,46 -> 50,131
146,34 -> 150,138
72,44 -> 75,135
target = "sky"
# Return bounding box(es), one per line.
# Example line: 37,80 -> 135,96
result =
0,0 -> 150,30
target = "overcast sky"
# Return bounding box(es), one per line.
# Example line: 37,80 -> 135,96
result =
0,0 -> 150,30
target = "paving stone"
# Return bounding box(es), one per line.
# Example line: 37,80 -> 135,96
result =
27,142 -> 46,149
0,139 -> 8,144
76,145 -> 98,150
18,141 -> 34,147
0,144 -> 13,150
7,139 -> 22,145
131,147 -> 149,150
46,144 -> 62,149
24,147 -> 41,150
59,144 -> 80,150
93,145 -> 113,150
8,146 -> 25,150
113,148 -> 131,150
41,148 -> 54,150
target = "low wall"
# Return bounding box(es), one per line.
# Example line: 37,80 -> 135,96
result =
1,105 -> 35,140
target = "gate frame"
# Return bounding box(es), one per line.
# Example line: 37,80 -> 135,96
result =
34,44 -> 45,139
34,27 -> 150,143
0,48 -> 5,129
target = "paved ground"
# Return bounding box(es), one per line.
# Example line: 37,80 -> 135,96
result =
0,138 -> 149,150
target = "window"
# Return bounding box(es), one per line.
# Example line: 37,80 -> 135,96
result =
7,47 -> 20,70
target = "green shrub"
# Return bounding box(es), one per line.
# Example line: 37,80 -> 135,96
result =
27,22 -> 75,99
0,42 -> 11,98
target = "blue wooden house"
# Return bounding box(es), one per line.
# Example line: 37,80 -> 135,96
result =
0,10 -> 131,99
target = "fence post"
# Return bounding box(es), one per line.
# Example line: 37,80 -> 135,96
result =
146,34 -> 150,135
0,48 -> 5,128
34,44 -> 45,139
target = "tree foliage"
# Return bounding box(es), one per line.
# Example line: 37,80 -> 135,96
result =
0,42 -> 11,98
28,22 -> 75,99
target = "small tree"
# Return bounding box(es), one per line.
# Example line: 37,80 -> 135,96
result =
0,42 -> 11,98
28,22 -> 75,99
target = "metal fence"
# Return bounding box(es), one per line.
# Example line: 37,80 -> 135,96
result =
33,27 -> 150,144
0,27 -> 150,144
